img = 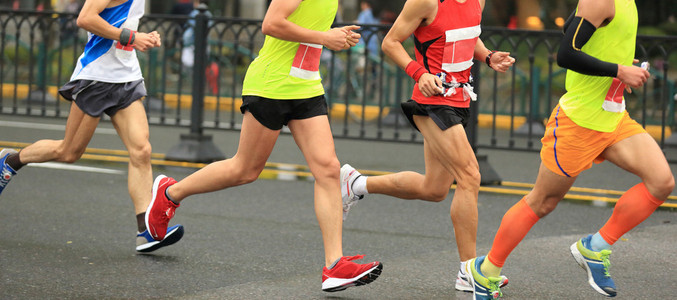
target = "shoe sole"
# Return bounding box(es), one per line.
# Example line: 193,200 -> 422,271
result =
322,262 -> 383,292
136,225 -> 185,253
569,242 -> 615,297
455,280 -> 474,292
146,175 -> 167,241
456,275 -> 509,293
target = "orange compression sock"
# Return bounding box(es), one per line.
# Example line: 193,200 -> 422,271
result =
486,197 -> 540,269
599,183 -> 664,245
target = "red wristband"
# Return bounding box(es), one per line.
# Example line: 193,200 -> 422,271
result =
405,61 -> 427,82
119,28 -> 137,46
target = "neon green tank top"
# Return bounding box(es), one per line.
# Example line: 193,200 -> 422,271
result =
559,0 -> 637,132
241,0 -> 337,99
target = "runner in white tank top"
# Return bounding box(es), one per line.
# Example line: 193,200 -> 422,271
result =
0,0 -> 185,253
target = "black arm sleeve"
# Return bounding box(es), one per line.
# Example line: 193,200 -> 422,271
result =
557,16 -> 618,77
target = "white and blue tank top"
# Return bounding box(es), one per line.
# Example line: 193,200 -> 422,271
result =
71,0 -> 144,83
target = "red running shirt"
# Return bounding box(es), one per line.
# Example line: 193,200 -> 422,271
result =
411,0 -> 482,107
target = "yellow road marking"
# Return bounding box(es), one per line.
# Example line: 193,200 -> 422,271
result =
2,141 -> 675,208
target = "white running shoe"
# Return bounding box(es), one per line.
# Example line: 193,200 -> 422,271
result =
456,265 -> 509,292
340,164 -> 364,220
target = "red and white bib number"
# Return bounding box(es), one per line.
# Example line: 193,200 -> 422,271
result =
289,43 -> 322,80
441,26 -> 480,73
602,78 -> 626,113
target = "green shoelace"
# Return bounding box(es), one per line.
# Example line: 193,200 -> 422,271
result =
599,249 -> 612,277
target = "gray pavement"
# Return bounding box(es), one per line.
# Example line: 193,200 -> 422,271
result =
1,114 -> 676,299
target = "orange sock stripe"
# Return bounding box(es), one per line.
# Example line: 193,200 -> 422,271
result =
599,183 -> 664,245
487,197 -> 540,267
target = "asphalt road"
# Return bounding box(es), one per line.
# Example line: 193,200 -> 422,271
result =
1,114 -> 676,299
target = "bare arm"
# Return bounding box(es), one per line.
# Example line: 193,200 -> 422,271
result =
77,0 -> 122,40
261,0 -> 360,51
77,0 -> 160,52
576,0 -> 615,27
472,0 -> 514,73
381,0 -> 434,70
381,0 -> 441,97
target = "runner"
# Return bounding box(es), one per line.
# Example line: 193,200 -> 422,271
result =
0,0 -> 184,253
466,0 -> 674,298
340,0 -> 514,293
144,0 -> 382,292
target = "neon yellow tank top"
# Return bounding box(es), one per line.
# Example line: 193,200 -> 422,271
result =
241,0 -> 337,99
559,0 -> 637,132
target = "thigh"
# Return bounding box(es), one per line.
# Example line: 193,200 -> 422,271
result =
110,100 -> 149,150
422,138 -> 454,191
527,162 -> 577,217
602,132 -> 671,186
287,115 -> 338,173
413,115 -> 477,179
232,112 -> 281,170
62,101 -> 101,153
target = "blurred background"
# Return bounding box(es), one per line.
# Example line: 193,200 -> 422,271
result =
0,0 -> 675,163
3,0 -> 676,35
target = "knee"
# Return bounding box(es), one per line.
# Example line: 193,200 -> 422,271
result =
662,176 -> 675,198
128,142 -> 152,166
56,147 -> 84,163
421,188 -> 449,202
527,195 -> 558,217
237,166 -> 263,185
311,157 -> 341,184
236,159 -> 265,184
648,174 -> 675,200
535,202 -> 557,217
234,162 -> 266,185
454,165 -> 481,192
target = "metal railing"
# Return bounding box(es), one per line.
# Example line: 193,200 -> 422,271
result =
1,9 -> 676,163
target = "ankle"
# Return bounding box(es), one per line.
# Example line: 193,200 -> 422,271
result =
136,213 -> 146,232
481,259 -> 502,278
166,187 -> 180,205
6,152 -> 25,171
352,175 -> 368,195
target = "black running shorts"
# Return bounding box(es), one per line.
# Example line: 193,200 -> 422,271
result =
58,79 -> 147,117
240,95 -> 328,130
400,99 -> 469,131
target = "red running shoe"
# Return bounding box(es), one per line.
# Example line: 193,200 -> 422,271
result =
322,255 -> 383,292
145,175 -> 180,241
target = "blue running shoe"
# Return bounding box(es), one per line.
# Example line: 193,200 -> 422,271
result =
136,224 -> 184,253
0,149 -> 18,197
570,235 -> 617,297
466,256 -> 503,299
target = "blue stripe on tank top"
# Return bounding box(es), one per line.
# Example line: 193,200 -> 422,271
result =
77,0 -> 133,73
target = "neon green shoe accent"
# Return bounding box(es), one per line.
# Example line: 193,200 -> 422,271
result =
576,239 -> 612,276
468,256 -> 503,299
